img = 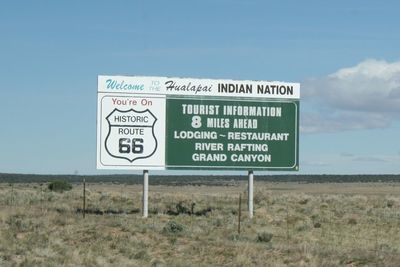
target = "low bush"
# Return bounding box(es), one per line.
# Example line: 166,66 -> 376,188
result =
348,217 -> 357,225
256,232 -> 273,243
48,180 -> 72,193
298,198 -> 309,205
314,222 -> 322,228
163,221 -> 184,234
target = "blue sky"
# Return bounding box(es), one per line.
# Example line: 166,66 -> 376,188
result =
1,1 -> 399,175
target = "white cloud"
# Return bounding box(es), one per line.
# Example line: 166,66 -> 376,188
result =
302,59 -> 400,133
351,154 -> 400,163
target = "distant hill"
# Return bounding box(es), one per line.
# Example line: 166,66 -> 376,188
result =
0,173 -> 399,185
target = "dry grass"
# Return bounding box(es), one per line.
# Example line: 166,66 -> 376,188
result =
0,182 -> 399,266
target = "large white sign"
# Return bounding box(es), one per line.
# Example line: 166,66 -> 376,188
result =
97,75 -> 300,170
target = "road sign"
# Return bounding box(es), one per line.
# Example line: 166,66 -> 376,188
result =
97,76 -> 300,170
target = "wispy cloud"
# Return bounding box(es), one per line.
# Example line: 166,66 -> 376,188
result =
300,159 -> 330,167
340,152 -> 354,157
352,156 -> 390,163
301,59 -> 400,133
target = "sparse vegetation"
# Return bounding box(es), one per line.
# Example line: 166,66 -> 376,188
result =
2,172 -> 400,184
0,181 -> 399,266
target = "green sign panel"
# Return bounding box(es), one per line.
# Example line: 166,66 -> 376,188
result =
166,97 -> 299,170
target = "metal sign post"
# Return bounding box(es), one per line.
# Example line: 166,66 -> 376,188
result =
248,170 -> 254,219
143,170 -> 149,218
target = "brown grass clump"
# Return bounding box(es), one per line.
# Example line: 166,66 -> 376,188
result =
347,217 -> 358,225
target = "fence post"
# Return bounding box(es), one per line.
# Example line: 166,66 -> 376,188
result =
83,178 -> 86,218
286,203 -> 290,251
41,186 -> 44,213
238,193 -> 242,235
10,183 -> 14,206
374,215 -> 379,255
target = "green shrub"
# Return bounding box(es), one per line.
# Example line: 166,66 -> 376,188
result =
387,199 -> 395,208
314,222 -> 322,228
7,214 -> 35,232
298,198 -> 309,205
347,217 -> 357,225
163,221 -> 184,234
256,232 -> 273,243
48,180 -> 72,193
176,201 -> 189,214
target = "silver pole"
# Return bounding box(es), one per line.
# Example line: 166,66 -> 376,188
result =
248,170 -> 254,219
143,170 -> 149,218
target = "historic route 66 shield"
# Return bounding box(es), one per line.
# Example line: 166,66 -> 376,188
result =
105,109 -> 158,162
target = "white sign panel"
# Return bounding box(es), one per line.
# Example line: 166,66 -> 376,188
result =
98,75 -> 300,99
97,94 -> 166,169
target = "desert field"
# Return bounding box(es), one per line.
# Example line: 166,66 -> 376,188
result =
0,181 -> 399,266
